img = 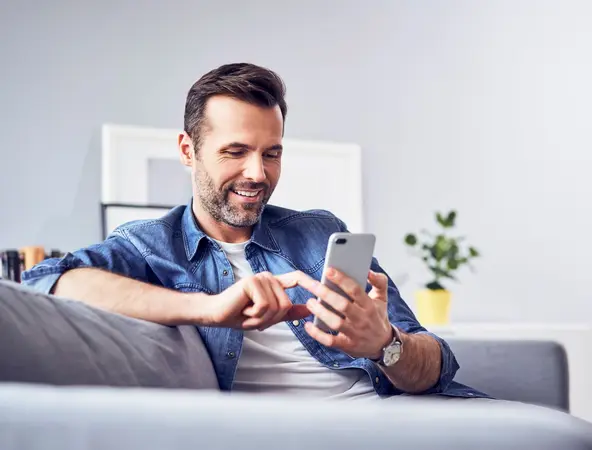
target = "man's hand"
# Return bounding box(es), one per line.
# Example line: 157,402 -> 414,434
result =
298,268 -> 394,359
203,271 -> 311,330
298,268 -> 443,393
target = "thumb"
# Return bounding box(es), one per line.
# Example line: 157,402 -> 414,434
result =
284,304 -> 311,321
368,270 -> 388,302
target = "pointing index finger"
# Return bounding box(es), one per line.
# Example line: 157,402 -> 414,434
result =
274,271 -> 316,288
274,271 -> 322,294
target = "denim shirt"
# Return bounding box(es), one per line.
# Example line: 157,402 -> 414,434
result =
22,200 -> 488,399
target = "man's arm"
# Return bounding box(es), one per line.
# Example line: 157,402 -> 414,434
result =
53,268 -> 205,325
376,328 -> 442,393
22,232 -> 311,329
368,258 -> 460,395
22,231 -> 207,325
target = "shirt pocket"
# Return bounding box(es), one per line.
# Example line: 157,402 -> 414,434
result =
174,283 -> 214,295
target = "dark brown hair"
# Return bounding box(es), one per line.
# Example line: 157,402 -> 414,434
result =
184,62 -> 288,152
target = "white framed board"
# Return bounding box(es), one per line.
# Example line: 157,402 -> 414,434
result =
101,123 -> 364,233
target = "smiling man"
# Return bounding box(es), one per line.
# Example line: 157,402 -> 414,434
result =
22,63 -> 486,400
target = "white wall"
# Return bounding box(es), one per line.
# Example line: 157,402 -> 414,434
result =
375,0 -> 592,323
1,0 -> 591,323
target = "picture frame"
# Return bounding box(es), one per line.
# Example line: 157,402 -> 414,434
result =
101,123 -> 364,232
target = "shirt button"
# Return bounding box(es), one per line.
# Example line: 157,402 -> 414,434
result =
292,320 -> 300,326
375,377 -> 380,384
222,270 -> 229,276
226,351 -> 235,359
332,362 -> 340,368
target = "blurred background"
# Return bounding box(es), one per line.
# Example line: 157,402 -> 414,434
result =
1,0 -> 592,324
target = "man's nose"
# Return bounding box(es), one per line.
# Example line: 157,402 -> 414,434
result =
243,154 -> 266,183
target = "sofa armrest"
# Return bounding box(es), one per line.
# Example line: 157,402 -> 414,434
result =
0,280 -> 219,390
447,338 -> 569,411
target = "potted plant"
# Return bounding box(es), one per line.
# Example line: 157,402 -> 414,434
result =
403,210 -> 480,325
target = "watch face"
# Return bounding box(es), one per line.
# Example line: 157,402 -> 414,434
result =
383,344 -> 401,366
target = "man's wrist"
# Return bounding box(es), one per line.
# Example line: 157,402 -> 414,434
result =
369,322 -> 396,361
174,292 -> 212,325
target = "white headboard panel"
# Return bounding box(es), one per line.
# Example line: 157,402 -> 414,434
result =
101,124 -> 364,232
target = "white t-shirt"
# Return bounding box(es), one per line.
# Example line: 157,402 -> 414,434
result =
214,239 -> 377,400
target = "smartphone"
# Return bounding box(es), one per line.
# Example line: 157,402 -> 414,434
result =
313,232 -> 376,333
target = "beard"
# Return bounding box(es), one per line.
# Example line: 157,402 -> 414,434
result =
194,166 -> 274,228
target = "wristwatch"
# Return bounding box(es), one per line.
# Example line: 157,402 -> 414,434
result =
371,324 -> 403,367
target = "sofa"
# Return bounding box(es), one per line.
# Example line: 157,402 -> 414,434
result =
1,279 -> 591,449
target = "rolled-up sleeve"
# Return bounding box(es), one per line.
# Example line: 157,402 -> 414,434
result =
21,229 -> 150,295
414,330 -> 459,393
369,257 -> 460,394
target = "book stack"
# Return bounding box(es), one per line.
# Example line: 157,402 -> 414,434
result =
0,247 -> 65,283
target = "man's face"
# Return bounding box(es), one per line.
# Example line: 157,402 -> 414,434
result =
190,96 -> 283,228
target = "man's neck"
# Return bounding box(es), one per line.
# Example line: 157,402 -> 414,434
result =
192,200 -> 253,244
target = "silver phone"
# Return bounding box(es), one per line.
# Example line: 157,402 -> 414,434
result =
313,232 -> 376,333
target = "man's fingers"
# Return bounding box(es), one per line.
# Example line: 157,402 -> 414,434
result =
270,276 -> 293,310
304,321 -> 349,351
242,316 -> 265,330
243,304 -> 310,330
326,268 -> 368,305
306,298 -> 351,333
290,272 -> 346,306
284,304 -> 311,321
240,271 -> 323,330
244,273 -> 297,331
266,276 -> 293,328
242,279 -> 269,318
256,276 -> 279,329
292,269 -> 366,317
275,271 -> 349,311
368,270 -> 389,301
304,321 -> 335,346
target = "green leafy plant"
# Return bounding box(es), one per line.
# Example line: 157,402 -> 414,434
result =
404,210 -> 480,291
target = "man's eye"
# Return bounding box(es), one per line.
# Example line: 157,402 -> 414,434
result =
265,151 -> 281,158
226,150 -> 245,157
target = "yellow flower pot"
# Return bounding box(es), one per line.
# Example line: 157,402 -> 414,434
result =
414,289 -> 452,326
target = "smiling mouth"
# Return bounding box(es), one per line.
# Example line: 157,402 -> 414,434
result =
232,189 -> 261,198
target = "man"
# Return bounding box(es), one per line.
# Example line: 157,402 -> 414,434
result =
23,63 -> 485,400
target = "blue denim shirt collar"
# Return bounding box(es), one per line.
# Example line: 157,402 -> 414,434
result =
181,199 -> 279,261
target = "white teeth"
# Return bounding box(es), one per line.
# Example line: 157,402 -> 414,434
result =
235,190 -> 259,197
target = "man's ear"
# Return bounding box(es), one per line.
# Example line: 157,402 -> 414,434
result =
178,132 -> 194,167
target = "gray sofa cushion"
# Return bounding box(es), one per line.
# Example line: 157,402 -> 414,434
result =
448,338 -> 569,411
1,383 -> 592,450
0,280 -> 218,390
